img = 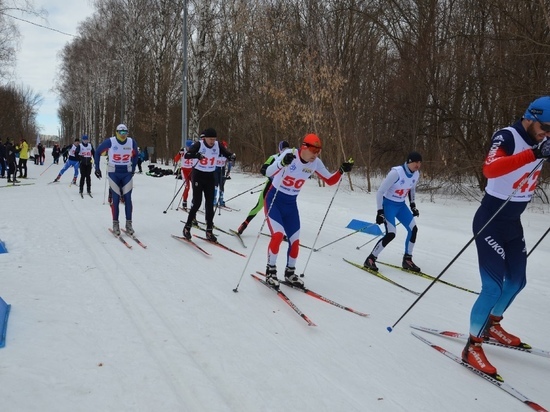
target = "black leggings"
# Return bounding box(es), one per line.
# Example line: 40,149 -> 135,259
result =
185,169 -> 215,228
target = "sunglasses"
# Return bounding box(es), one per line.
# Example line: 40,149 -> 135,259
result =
529,110 -> 550,132
117,130 -> 128,135
302,143 -> 322,154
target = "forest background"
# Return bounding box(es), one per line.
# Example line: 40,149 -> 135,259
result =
2,0 -> 550,196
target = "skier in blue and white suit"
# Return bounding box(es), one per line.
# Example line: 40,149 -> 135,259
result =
363,152 -> 423,273
94,124 -> 139,236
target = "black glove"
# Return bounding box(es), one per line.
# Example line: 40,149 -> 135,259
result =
281,152 -> 296,167
339,158 -> 354,174
196,153 -> 205,160
410,202 -> 419,217
95,169 -> 102,179
533,139 -> 550,159
230,153 -> 236,161
376,209 -> 385,225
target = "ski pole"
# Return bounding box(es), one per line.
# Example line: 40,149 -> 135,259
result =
170,168 -> 182,210
300,179 -> 342,277
102,163 -> 109,205
356,222 -> 401,250
225,182 -> 264,203
314,222 -> 379,252
250,188 -> 263,194
39,162 -> 55,176
163,162 -> 198,214
233,171 -> 286,292
163,179 -> 186,214
387,159 -> 545,332
527,226 -> 550,257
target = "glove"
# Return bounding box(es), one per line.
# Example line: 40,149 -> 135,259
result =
533,139 -> 550,158
339,158 -> 354,174
95,169 -> 102,179
410,202 -> 419,217
195,153 -> 205,160
230,153 -> 236,161
281,152 -> 296,167
376,209 -> 385,225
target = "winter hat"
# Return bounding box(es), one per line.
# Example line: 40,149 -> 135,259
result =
185,139 -> 193,148
116,124 -> 128,132
524,96 -> 550,122
200,128 -> 217,138
407,151 -> 423,163
81,135 -> 89,141
278,140 -> 290,153
302,133 -> 322,149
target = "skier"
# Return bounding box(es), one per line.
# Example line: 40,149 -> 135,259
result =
94,124 -> 139,236
363,152 -> 423,273
462,96 -> 550,377
181,128 -> 236,242
173,139 -> 195,209
263,133 -> 353,288
75,135 -> 95,196
53,137 -> 81,184
236,140 -> 289,235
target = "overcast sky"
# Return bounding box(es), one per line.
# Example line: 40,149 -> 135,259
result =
12,0 -> 95,137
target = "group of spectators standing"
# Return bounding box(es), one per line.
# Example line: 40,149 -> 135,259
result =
0,138 -> 30,182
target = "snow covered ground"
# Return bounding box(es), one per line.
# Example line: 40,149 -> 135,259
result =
1,155 -> 549,412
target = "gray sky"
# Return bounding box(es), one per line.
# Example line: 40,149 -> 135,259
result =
12,0 -> 94,137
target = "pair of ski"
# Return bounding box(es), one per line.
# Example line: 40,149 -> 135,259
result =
411,325 -> 548,411
108,228 -> 147,249
343,258 -> 478,296
252,271 -> 369,326
0,182 -> 35,188
343,258 -> 420,295
80,192 -> 93,199
171,233 -> 246,257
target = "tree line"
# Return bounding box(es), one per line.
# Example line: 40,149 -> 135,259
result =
13,0 -> 550,195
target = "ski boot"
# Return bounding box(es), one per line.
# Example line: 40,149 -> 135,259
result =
125,220 -> 134,236
284,267 -> 304,288
265,265 -> 279,288
364,254 -> 378,271
483,315 -> 521,346
462,335 -> 497,376
206,228 -> 217,242
182,225 -> 192,240
402,254 -> 421,272
112,220 -> 121,236
237,221 -> 248,235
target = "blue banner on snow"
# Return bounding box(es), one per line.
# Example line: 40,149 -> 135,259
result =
346,219 -> 383,236
0,296 -> 11,348
0,240 -> 7,254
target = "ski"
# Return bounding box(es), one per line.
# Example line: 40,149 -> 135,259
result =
410,325 -> 550,358
377,260 -> 479,295
218,205 -> 240,212
171,234 -> 211,256
193,235 -> 246,257
0,183 -> 35,188
229,229 -> 247,248
88,192 -> 93,198
411,331 -> 548,412
343,258 -> 420,296
122,229 -> 147,249
250,273 -> 316,326
255,272 -> 369,317
260,232 -> 313,250
108,228 -> 132,249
